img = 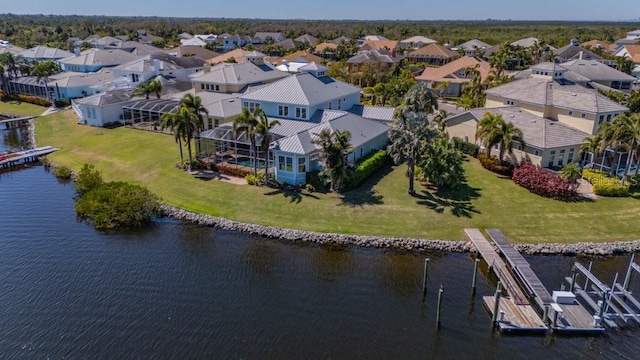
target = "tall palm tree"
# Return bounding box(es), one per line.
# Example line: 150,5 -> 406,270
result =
394,82 -> 438,119
598,120 -> 624,176
175,105 -> 199,172
603,113 -> 640,182
180,93 -> 209,132
387,111 -> 436,195
147,79 -> 163,99
30,61 -> 60,101
160,110 -> 185,166
255,110 -> 280,185
133,82 -> 153,99
233,107 -> 260,176
476,112 -> 525,164
312,128 -> 352,192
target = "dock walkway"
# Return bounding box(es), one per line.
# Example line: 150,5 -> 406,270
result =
486,229 -> 554,310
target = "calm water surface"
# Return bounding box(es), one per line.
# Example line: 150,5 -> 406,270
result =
1,125 -> 639,359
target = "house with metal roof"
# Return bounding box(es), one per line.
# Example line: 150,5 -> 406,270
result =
58,49 -> 143,73
167,46 -> 219,61
0,43 -> 25,56
559,58 -> 637,92
294,34 -> 318,46
445,106 -> 590,168
453,39 -> 492,56
190,55 -> 288,93
112,53 -> 205,85
485,62 -> 629,136
72,89 -> 135,127
254,32 -> 285,44
18,46 -> 73,62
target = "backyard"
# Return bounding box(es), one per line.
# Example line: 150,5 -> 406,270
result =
34,109 -> 640,243
0,100 -> 47,117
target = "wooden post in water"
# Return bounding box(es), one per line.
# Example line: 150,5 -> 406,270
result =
569,266 -> 577,293
422,258 -> 430,300
471,258 -> 479,292
491,282 -> 502,327
543,305 -> 550,325
436,285 -> 444,329
623,254 -> 635,291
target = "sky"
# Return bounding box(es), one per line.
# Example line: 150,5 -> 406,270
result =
4,0 -> 640,21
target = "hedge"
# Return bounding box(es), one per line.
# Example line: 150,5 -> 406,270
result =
212,163 -> 252,178
306,171 -> 325,191
452,137 -> 480,157
583,169 -> 629,197
513,161 -> 578,200
477,152 -> 513,176
347,150 -> 388,188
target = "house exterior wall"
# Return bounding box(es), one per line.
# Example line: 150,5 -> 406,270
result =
348,132 -> 388,163
76,103 -> 125,127
555,113 -> 596,135
194,82 -> 244,93
539,146 -> 580,168
274,152 -> 308,185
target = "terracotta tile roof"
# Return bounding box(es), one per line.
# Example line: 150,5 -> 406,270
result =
207,49 -> 249,64
405,43 -> 460,59
361,40 -> 399,51
315,42 -> 338,53
623,44 -> 640,61
415,56 -> 491,83
283,50 -> 324,64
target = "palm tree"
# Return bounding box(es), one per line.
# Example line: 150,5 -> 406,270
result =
133,82 -> 153,99
559,163 -> 582,184
598,120 -> 624,177
603,113 -> 640,182
147,79 -> 163,99
30,61 -> 60,101
432,109 -> 450,133
311,128 -> 352,192
435,81 -> 450,99
475,112 -> 525,164
175,105 -> 199,172
160,110 -> 185,166
255,110 -> 280,185
394,82 -> 438,119
180,93 -> 209,132
580,136 -> 601,167
387,111 -> 436,195
233,107 -> 260,176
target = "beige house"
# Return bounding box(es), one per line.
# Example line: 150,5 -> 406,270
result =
446,106 -> 590,168
485,62 -> 629,136
190,52 -> 288,93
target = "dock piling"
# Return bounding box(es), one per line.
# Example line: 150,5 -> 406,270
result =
623,254 -> 635,291
471,258 -> 479,292
584,261 -> 593,291
422,258 -> 430,300
569,266 -> 577,293
491,281 -> 502,326
436,285 -> 443,329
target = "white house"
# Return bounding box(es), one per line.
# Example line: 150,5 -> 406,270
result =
112,53 -> 205,85
72,89 -> 134,127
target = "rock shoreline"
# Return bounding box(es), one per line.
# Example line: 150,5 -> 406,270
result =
161,205 -> 640,256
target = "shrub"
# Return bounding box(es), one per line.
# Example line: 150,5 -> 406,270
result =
53,165 -> 73,180
305,183 -> 315,192
215,163 -> 252,178
452,137 -> 480,157
347,150 -> 388,188
583,169 -> 629,197
75,164 -> 104,196
75,181 -> 161,230
512,161 -> 578,200
54,99 -> 70,108
15,94 -> 52,107
477,153 -> 513,176
245,172 -> 265,185
306,171 -> 326,191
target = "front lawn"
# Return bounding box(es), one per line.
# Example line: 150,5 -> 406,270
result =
0,100 -> 47,117
36,109 -> 640,243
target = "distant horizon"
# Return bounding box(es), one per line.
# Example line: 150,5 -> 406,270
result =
3,0 -> 640,22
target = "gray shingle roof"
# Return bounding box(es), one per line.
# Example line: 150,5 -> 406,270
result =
485,76 -> 628,113
114,53 -> 204,72
462,106 -> 590,149
73,89 -> 134,106
560,59 -> 637,82
239,73 -> 361,106
400,36 -> 437,45
294,34 -> 318,45
553,45 -> 603,62
191,61 -> 287,86
456,39 -> 491,50
59,49 -> 142,67
18,46 -> 73,60
511,37 -> 540,48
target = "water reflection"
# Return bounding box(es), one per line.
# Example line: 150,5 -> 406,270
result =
377,250 -> 424,297
1,126 -> 29,151
313,244 -> 352,282
242,236 -> 281,277
176,223 -> 217,256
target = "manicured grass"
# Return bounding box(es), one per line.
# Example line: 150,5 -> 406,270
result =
0,100 -> 47,117
36,110 -> 640,243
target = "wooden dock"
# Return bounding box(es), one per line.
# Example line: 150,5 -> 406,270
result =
466,228 -> 605,335
486,229 -> 554,311
0,146 -> 58,168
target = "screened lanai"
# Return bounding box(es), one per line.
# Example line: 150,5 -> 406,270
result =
196,124 -> 282,169
122,98 -> 180,127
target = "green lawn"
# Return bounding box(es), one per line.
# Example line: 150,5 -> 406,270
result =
0,100 -> 47,117
35,109 -> 640,244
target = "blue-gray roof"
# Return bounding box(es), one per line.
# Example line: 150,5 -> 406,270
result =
239,73 -> 361,106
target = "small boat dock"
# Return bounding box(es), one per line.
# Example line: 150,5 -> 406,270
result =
0,146 -> 59,168
465,228 -> 605,335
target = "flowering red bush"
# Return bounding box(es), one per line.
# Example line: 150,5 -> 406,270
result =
512,161 -> 578,200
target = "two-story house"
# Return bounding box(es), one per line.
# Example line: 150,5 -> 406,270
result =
415,56 -> 492,96
59,49 -> 142,73
112,53 -> 205,85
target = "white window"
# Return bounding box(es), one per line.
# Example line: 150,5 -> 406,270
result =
278,156 -> 293,172
298,157 -> 306,172
244,102 -> 259,112
295,107 -> 307,119
278,105 -> 289,117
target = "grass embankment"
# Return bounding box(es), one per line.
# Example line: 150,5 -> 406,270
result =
36,109 -> 640,243
0,100 -> 47,117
